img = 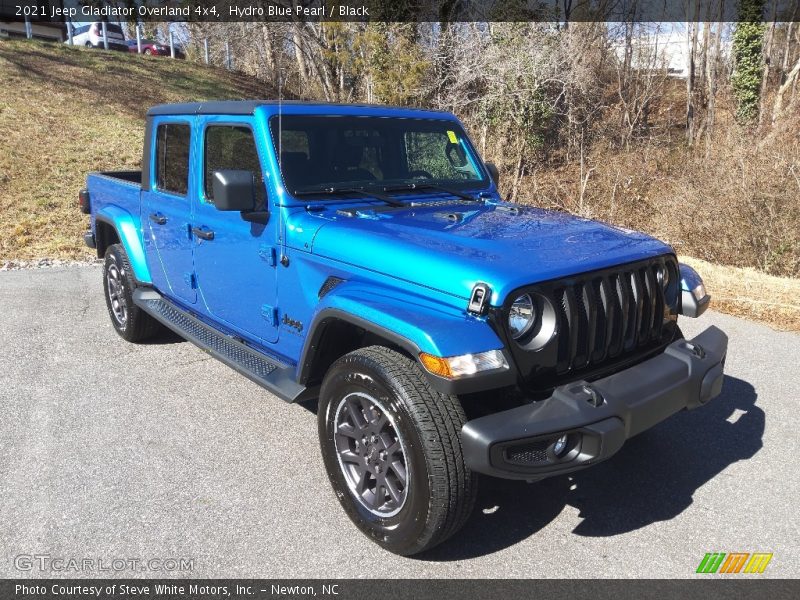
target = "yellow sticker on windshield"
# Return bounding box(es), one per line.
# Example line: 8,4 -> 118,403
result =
447,130 -> 458,144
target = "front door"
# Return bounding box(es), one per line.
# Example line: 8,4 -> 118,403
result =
142,119 -> 196,304
192,117 -> 279,344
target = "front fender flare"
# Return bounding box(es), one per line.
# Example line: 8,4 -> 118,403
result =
95,206 -> 151,284
298,282 -> 516,394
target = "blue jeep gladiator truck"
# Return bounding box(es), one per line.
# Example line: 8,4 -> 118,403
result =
81,101 -> 727,555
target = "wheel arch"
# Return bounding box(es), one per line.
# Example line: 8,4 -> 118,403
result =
298,309 -> 419,389
94,219 -> 120,258
297,302 -> 517,396
94,209 -> 152,284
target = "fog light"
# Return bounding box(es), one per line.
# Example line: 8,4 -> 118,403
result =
553,434 -> 568,457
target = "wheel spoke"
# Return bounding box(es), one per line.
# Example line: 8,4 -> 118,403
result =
354,468 -> 369,495
372,413 -> 388,432
339,450 -> 363,466
389,460 -> 407,486
384,439 -> 401,457
384,473 -> 403,504
345,401 -> 366,430
372,474 -> 387,508
336,421 -> 359,439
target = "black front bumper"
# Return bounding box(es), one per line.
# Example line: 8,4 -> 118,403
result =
461,326 -> 728,480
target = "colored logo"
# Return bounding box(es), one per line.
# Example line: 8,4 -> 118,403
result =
696,552 -> 773,574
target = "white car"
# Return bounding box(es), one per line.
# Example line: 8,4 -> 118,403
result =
65,22 -> 127,52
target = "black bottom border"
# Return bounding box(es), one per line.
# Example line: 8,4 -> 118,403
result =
2,579 -> 799,600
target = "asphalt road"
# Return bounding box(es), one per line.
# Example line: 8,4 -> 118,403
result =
1,265 -> 798,578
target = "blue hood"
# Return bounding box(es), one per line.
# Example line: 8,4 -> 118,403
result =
303,203 -> 673,304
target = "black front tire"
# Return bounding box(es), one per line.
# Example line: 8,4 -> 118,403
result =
103,244 -> 162,343
318,346 -> 476,555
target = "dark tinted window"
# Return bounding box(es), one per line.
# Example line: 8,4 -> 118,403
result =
405,130 -> 473,180
155,123 -> 191,195
269,116 -> 486,193
106,24 -> 124,35
204,125 -> 265,205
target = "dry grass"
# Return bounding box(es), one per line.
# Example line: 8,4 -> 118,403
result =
681,256 -> 800,332
511,93 -> 800,328
512,87 -> 800,279
0,39 -> 272,262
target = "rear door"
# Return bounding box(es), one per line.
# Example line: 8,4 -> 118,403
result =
105,24 -> 125,43
142,118 -> 197,304
192,116 -> 279,343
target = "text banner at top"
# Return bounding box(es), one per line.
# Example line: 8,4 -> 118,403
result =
4,0 -> 800,23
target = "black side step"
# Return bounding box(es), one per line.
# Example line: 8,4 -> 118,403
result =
133,289 -> 317,403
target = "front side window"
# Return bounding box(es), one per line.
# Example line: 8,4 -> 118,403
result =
203,125 -> 265,206
155,123 -> 190,196
269,116 -> 487,194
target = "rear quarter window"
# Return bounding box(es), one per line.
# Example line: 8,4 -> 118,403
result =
155,123 -> 191,196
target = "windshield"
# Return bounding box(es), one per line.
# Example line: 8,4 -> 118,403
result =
269,115 -> 488,195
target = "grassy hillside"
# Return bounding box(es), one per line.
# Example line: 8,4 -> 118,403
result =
0,39 -> 271,262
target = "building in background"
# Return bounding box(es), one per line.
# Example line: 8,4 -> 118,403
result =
612,23 -> 731,79
0,0 -> 67,42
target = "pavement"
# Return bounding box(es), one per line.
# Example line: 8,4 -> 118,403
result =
0,265 -> 798,578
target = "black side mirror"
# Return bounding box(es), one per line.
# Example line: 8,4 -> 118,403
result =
212,170 -> 256,212
446,142 -> 468,168
485,161 -> 500,187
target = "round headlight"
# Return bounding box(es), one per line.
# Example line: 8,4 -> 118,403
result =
508,294 -> 536,339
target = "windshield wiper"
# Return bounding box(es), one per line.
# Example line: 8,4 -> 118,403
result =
293,187 -> 406,208
381,183 -> 480,202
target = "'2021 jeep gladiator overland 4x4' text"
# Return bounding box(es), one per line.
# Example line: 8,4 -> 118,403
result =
81,101 -> 727,555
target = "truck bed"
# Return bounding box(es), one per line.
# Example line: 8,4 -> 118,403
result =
87,170 -> 143,243
94,170 -> 142,185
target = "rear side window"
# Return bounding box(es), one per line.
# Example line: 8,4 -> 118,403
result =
204,125 -> 265,205
155,123 -> 191,196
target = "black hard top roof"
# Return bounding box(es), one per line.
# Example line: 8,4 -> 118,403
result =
146,100 -> 448,117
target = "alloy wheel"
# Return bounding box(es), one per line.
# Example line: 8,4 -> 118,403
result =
333,392 -> 409,517
106,262 -> 128,327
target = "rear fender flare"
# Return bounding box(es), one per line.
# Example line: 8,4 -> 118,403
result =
95,207 -> 151,284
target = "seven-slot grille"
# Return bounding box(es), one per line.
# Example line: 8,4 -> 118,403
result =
551,262 -> 670,374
